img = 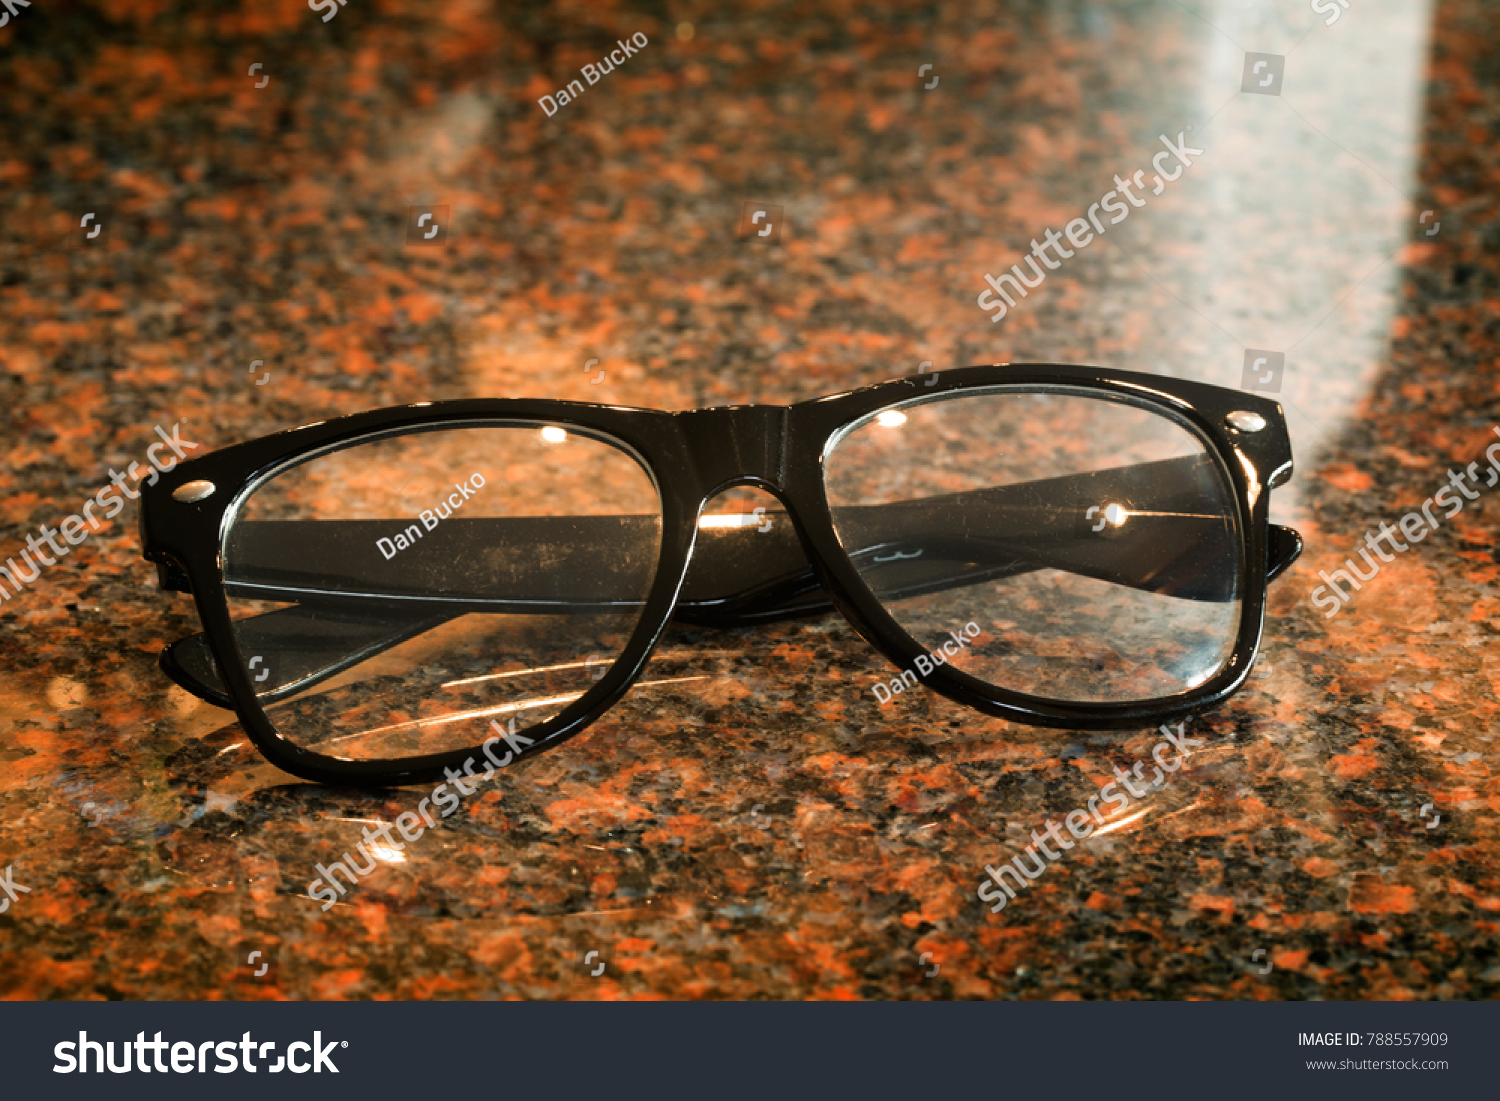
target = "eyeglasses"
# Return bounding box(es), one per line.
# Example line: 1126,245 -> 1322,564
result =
139,364 -> 1302,786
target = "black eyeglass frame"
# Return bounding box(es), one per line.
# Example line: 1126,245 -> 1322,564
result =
139,363 -> 1301,787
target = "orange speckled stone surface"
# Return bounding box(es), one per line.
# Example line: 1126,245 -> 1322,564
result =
0,0 -> 1497,999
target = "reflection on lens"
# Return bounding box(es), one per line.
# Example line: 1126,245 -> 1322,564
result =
824,388 -> 1242,703
221,424 -> 661,760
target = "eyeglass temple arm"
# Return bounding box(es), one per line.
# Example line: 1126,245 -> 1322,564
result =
157,455 -> 1302,707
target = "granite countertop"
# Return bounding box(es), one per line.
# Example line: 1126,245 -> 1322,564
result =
0,0 -> 1496,999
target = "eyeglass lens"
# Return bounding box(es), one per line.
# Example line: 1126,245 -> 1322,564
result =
220,424 -> 662,760
823,388 -> 1243,703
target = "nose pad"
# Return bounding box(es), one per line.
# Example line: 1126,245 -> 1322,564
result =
672,488 -> 840,627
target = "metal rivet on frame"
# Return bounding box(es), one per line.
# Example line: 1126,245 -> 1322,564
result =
171,479 -> 217,503
1226,410 -> 1267,433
